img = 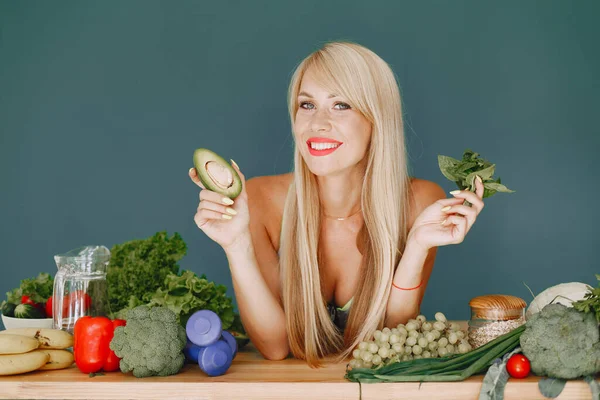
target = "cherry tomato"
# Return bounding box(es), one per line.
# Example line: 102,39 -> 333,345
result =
22,295 -> 46,316
21,295 -> 35,306
507,353 -> 531,379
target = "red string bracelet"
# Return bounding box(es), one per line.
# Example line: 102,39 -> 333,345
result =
392,280 -> 423,291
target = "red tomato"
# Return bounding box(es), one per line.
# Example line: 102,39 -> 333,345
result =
45,297 -> 53,318
66,290 -> 92,313
21,295 -> 35,306
507,354 -> 531,379
22,295 -> 46,316
45,292 -> 92,318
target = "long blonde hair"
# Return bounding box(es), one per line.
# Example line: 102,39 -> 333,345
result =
280,42 -> 412,367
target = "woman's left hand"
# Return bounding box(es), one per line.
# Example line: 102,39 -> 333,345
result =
408,176 -> 485,252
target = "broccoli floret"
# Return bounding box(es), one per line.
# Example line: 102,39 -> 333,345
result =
109,305 -> 187,378
520,303 -> 600,379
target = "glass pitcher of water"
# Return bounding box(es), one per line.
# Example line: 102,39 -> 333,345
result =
52,245 -> 111,333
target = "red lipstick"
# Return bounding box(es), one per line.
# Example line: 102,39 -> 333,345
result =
306,137 -> 343,157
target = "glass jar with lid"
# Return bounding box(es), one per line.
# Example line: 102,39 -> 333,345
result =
468,294 -> 527,349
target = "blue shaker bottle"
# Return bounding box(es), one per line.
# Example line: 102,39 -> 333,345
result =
197,340 -> 233,377
186,310 -> 222,347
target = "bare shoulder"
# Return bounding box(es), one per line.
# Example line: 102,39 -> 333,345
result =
246,173 -> 293,209
411,178 -> 446,205
408,178 -> 447,224
245,173 -> 293,247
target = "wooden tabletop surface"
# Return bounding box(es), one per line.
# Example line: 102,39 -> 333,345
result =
1,342 -> 597,400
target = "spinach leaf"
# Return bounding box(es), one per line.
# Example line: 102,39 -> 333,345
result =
438,155 -> 462,181
438,149 -> 515,198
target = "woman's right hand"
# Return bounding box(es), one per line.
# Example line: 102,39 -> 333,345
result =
189,160 -> 251,251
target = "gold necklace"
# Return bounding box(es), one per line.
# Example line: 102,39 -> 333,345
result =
322,208 -> 362,221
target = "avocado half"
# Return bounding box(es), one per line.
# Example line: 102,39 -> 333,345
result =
193,148 -> 242,199
226,330 -> 250,349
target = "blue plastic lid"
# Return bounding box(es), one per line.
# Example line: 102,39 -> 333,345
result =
198,340 -> 233,377
220,330 -> 238,360
186,310 -> 222,347
184,340 -> 201,363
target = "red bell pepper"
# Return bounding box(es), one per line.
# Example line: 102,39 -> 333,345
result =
73,316 -> 126,373
105,319 -> 126,371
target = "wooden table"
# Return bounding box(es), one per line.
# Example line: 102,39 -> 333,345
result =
1,344 -> 597,400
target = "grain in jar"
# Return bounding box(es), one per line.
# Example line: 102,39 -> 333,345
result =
468,295 -> 527,349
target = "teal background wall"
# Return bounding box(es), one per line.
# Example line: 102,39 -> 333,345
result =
1,1 -> 598,326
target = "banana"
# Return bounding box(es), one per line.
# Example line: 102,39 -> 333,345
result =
0,334 -> 40,355
0,351 -> 49,375
0,328 -> 73,349
34,349 -> 74,370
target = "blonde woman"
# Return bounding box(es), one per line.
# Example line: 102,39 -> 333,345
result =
189,42 -> 485,367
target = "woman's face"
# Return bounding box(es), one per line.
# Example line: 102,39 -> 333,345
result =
293,71 -> 372,177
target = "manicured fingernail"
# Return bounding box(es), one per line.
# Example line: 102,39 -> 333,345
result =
450,190 -> 461,195
441,206 -> 451,212
230,159 -> 239,169
222,197 -> 234,205
441,219 -> 447,225
476,175 -> 483,184
222,214 -> 233,220
225,207 -> 237,215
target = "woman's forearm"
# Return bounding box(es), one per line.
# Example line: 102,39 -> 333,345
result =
384,241 -> 428,327
224,234 -> 289,360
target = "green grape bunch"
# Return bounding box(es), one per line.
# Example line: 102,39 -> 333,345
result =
349,312 -> 473,370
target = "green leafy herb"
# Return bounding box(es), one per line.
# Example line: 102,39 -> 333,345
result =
572,274 -> 600,324
438,149 -> 515,198
107,231 -> 238,331
537,378 -> 567,398
107,231 -> 187,314
144,270 -> 235,329
4,272 -> 54,305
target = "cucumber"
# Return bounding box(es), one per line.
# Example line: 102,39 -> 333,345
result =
14,304 -> 45,319
1,302 -> 16,317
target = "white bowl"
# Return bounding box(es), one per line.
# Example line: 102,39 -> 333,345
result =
1,314 -> 53,330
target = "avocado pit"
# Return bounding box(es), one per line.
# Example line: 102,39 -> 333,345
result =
205,161 -> 234,189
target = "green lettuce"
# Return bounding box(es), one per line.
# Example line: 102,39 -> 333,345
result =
146,270 -> 235,329
107,231 -> 186,313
